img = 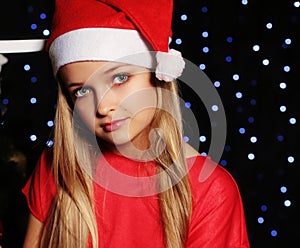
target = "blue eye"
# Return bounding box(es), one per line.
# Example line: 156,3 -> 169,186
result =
113,73 -> 128,84
75,87 -> 91,97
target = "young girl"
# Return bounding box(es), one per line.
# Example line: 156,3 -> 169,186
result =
22,0 -> 250,247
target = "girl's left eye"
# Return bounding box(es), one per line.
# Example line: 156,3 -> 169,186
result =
113,73 -> 129,84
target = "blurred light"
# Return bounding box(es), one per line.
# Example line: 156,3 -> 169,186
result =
40,13 -> 47,19
236,92 -> 243,99
47,120 -> 54,127
270,230 -> 278,237
214,81 -> 221,87
203,46 -> 209,53
201,6 -> 208,13
30,134 -> 37,141
43,29 -> 50,36
289,117 -> 296,124
202,31 -> 208,38
226,36 -> 233,43
199,64 -> 206,70
185,102 -> 191,108
30,97 -> 37,104
287,156 -> 294,163
233,74 -> 239,81
253,45 -> 260,51
248,153 -> 255,160
279,82 -> 287,89
30,23 -> 37,30
261,205 -> 268,212
284,200 -> 291,207
2,98 -> 9,105
176,38 -> 182,45
211,105 -> 219,111
280,186 -> 287,193
279,105 -> 286,112
239,128 -> 246,134
199,135 -> 207,142
283,66 -> 290,72
258,217 -> 264,224
181,14 -> 187,21
24,64 -> 31,71
262,59 -> 270,66
266,23 -> 273,29
30,76 -> 38,83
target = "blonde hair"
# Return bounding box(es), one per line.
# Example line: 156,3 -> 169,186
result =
39,75 -> 192,248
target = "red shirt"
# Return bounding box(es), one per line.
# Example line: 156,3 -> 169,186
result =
22,149 -> 250,247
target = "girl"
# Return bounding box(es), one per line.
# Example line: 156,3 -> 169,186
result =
22,0 -> 250,247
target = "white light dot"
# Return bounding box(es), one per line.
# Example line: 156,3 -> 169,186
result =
241,0 -> 248,5
30,134 -> 37,141
284,65 -> 291,72
233,74 -> 240,81
262,59 -> 270,66
236,92 -> 243,99
285,38 -> 292,45
280,186 -> 287,193
289,117 -> 296,124
287,156 -> 294,163
199,64 -> 206,70
279,105 -> 286,112
250,136 -> 257,143
257,217 -> 264,224
266,22 -> 273,29
24,64 -> 31,71
30,97 -> 37,104
199,135 -> 207,142
202,46 -> 209,53
294,1 -> 300,8
284,200 -> 291,207
181,14 -> 188,21
248,153 -> 255,160
175,38 -> 182,45
43,29 -> 50,36
279,82 -> 287,89
253,44 -> 260,51
202,31 -> 208,38
214,81 -> 221,87
47,120 -> 54,127
211,105 -> 219,111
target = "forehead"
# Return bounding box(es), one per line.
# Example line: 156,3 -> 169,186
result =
58,61 -> 149,84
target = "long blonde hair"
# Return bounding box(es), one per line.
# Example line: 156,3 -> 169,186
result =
40,75 -> 192,248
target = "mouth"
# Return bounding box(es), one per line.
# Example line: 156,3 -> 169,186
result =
102,118 -> 129,132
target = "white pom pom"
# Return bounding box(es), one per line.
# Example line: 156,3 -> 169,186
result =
155,49 -> 185,82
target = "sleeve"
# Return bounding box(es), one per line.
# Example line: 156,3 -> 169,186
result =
186,156 -> 250,248
21,149 -> 56,223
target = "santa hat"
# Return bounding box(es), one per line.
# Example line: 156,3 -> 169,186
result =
46,0 -> 185,82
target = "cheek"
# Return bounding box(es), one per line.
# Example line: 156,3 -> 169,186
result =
119,87 -> 157,116
74,99 -> 97,130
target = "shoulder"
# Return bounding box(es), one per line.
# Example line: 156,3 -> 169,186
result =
22,147 -> 56,222
186,155 -> 242,205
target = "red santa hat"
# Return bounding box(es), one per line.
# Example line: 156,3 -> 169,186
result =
46,0 -> 185,82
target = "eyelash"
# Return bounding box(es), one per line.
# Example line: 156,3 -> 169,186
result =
73,73 -> 129,98
112,73 -> 129,85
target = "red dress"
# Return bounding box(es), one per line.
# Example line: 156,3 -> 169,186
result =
22,149 -> 250,247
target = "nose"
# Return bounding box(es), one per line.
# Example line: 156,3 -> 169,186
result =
95,88 -> 117,116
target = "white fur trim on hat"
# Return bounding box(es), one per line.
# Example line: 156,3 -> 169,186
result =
49,28 -> 156,75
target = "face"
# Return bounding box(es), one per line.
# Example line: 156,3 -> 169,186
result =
58,61 -> 158,155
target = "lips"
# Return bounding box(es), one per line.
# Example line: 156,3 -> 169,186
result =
102,118 -> 128,132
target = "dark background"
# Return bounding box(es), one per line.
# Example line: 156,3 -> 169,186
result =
0,0 -> 299,247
